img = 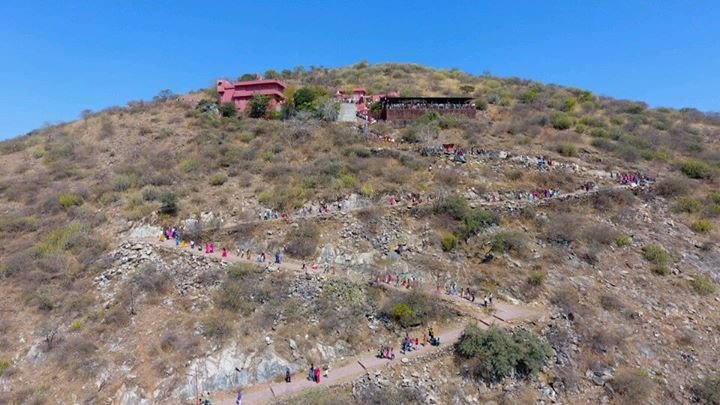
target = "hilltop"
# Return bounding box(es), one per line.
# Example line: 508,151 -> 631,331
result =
1,62 -> 719,404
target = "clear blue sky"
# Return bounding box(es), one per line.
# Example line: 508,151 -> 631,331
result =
1,1 -> 718,140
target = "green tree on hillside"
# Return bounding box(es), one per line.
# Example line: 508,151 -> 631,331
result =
293,86 -> 327,111
238,73 -> 256,81
219,102 -> 237,118
247,94 -> 270,118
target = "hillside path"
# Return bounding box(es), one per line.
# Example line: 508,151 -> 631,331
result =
168,181 -> 642,238
143,237 -> 544,323
211,303 -> 540,405
135,239 -> 544,404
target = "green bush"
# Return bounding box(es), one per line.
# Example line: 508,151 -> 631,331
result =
642,244 -> 670,275
390,303 -> 414,325
98,192 -> 119,206
0,215 -> 38,233
70,319 -> 84,332
209,172 -> 228,186
561,97 -> 577,112
293,86 -> 327,111
360,183 -> 375,197
615,234 -> 631,247
710,192 -> 720,205
58,193 -> 83,209
681,159 -> 713,179
590,128 -> 610,139
695,374 -> 720,405
178,159 -> 197,173
692,219 -> 713,233
434,194 -> 469,220
550,112 -> 575,130
112,174 -> 133,192
491,231 -> 527,255
339,173 -> 357,188
384,292 -> 438,328
140,185 -> 160,201
36,223 -> 85,255
455,324 -> 552,382
159,192 -> 178,215
441,233 -> 458,252
527,272 -> 546,286
691,275 -> 716,296
247,94 -> 270,118
672,196 -> 702,213
519,89 -> 540,104
459,208 -> 500,240
219,102 -> 237,118
0,359 -> 10,376
556,143 -> 578,157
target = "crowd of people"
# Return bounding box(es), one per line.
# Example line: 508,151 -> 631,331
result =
377,326 -> 441,361
613,171 -> 653,186
306,363 -> 329,384
378,272 -> 422,289
385,101 -> 475,110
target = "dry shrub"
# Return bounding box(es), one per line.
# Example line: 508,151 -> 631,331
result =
582,223 -> 619,245
534,170 -> 577,190
588,327 -> 626,353
655,176 -> 691,197
611,368 -> 653,403
591,189 -> 635,211
550,286 -> 584,317
675,329 -> 696,346
434,168 -> 461,188
599,293 -> 624,312
54,335 -> 99,376
104,304 -> 131,327
284,222 -> 319,259
354,383 -> 424,405
544,213 -> 582,245
132,263 -> 173,294
200,312 -> 232,341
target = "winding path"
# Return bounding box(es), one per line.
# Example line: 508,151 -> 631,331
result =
132,150 -> 649,404
139,239 -> 543,405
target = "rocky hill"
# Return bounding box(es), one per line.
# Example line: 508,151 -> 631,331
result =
1,63 -> 719,404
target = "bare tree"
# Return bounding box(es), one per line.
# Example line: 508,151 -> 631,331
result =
41,322 -> 59,350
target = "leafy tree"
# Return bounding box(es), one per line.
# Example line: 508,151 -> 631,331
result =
519,89 -> 540,104
238,73 -> 256,81
247,94 -> 270,118
264,69 -> 280,79
460,85 -> 475,94
561,97 -> 577,112
514,329 -> 552,376
159,192 -> 178,215
219,102 -> 237,118
293,86 -> 326,111
455,324 -> 552,382
441,233 -> 458,252
551,112 -> 575,130
153,89 -> 175,102
695,373 -> 720,404
681,159 -> 713,179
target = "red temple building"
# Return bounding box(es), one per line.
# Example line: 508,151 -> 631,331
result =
216,78 -> 287,114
